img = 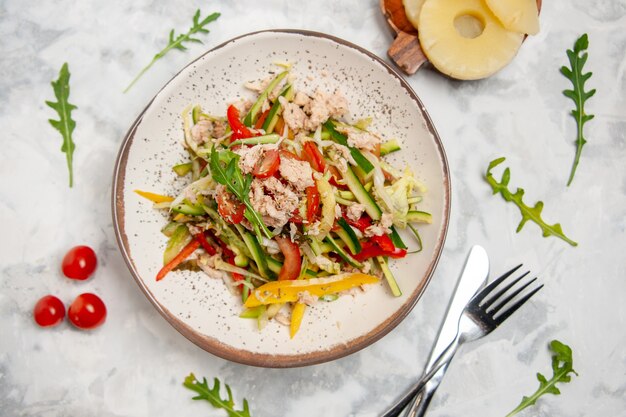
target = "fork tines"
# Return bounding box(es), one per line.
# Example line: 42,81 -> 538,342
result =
477,264 -> 543,323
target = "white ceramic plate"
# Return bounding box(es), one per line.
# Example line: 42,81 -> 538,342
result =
113,30 -> 450,367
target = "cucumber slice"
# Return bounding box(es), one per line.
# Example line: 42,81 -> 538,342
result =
192,105 -> 203,124
266,257 -> 317,278
236,227 -> 275,280
380,139 -> 401,156
324,237 -> 363,268
389,226 -> 408,250
336,218 -> 362,254
244,71 -> 289,127
228,134 -> 280,148
171,201 -> 204,216
161,221 -> 180,237
163,225 -> 192,265
323,121 -> 374,173
203,206 -> 251,257
343,166 -> 382,221
172,162 -> 192,177
407,210 -> 432,224
376,256 -> 402,297
263,84 -> 294,133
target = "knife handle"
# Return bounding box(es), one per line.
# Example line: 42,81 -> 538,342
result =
400,365 -> 448,417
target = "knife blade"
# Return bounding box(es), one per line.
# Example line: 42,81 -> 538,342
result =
382,245 -> 489,417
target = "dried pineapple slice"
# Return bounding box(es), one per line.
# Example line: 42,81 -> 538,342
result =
418,0 -> 524,80
403,0 -> 427,30
485,0 -> 540,35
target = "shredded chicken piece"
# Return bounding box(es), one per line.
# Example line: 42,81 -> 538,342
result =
297,291 -> 318,306
233,144 -> 277,174
279,96 -> 307,133
249,177 -> 299,228
274,312 -> 291,326
190,119 -> 214,144
293,91 -> 310,107
338,126 -> 381,152
365,212 -> 394,237
279,157 -> 314,191
304,89 -> 349,131
346,203 -> 366,222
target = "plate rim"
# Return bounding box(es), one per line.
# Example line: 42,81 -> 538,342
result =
111,29 -> 451,368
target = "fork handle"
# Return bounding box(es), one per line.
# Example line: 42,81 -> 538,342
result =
382,337 -> 460,417
402,365 -> 448,417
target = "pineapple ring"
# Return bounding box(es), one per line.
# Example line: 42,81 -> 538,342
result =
418,0 -> 524,80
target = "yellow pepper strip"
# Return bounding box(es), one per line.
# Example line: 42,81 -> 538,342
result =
244,273 -> 379,308
290,303 -> 306,339
134,189 -> 174,203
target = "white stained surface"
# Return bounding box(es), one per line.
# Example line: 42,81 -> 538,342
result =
1,0 -> 625,417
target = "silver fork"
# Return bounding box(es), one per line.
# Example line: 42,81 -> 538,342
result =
383,265 -> 543,417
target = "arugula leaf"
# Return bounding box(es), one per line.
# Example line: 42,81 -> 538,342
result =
123,9 -> 220,92
209,147 -> 272,239
485,157 -> 578,247
560,33 -> 595,186
46,63 -> 77,188
505,340 -> 578,416
183,373 -> 251,417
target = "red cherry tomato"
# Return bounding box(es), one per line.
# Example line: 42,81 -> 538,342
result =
33,295 -> 66,327
68,293 -> 107,330
62,245 -> 97,280
302,141 -> 326,172
275,236 -> 301,281
252,149 -> 281,178
217,189 -> 245,224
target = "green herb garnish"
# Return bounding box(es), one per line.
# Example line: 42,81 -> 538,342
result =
46,63 -> 77,188
560,33 -> 595,186
123,10 -> 220,93
183,373 -> 251,417
209,147 -> 272,239
485,157 -> 577,247
506,340 -> 578,417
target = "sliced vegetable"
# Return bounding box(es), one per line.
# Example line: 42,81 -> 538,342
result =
237,226 -> 274,280
380,139 -> 401,156
407,210 -> 433,223
389,226 -> 408,250
244,273 -> 380,307
275,236 -> 301,281
173,162 -> 193,176
195,232 -> 217,255
314,174 -> 336,240
343,166 -> 382,220
336,218 -> 362,254
290,302 -> 306,338
263,84 -> 294,133
306,185 -> 321,223
376,256 -> 401,297
163,225 -> 192,265
226,105 -> 255,141
135,189 -> 174,203
243,70 -> 289,127
156,239 -> 201,281
324,237 -> 363,268
252,149 -> 281,179
302,141 -> 326,172
323,121 -> 374,173
228,134 -> 280,148
352,240 -> 407,261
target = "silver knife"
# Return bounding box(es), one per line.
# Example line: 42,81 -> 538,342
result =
382,245 -> 489,417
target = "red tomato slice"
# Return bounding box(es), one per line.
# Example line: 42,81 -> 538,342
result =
252,150 -> 281,178
302,141 -> 326,172
217,189 -> 245,224
275,236 -> 301,281
306,186 -> 321,223
227,105 -> 254,141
